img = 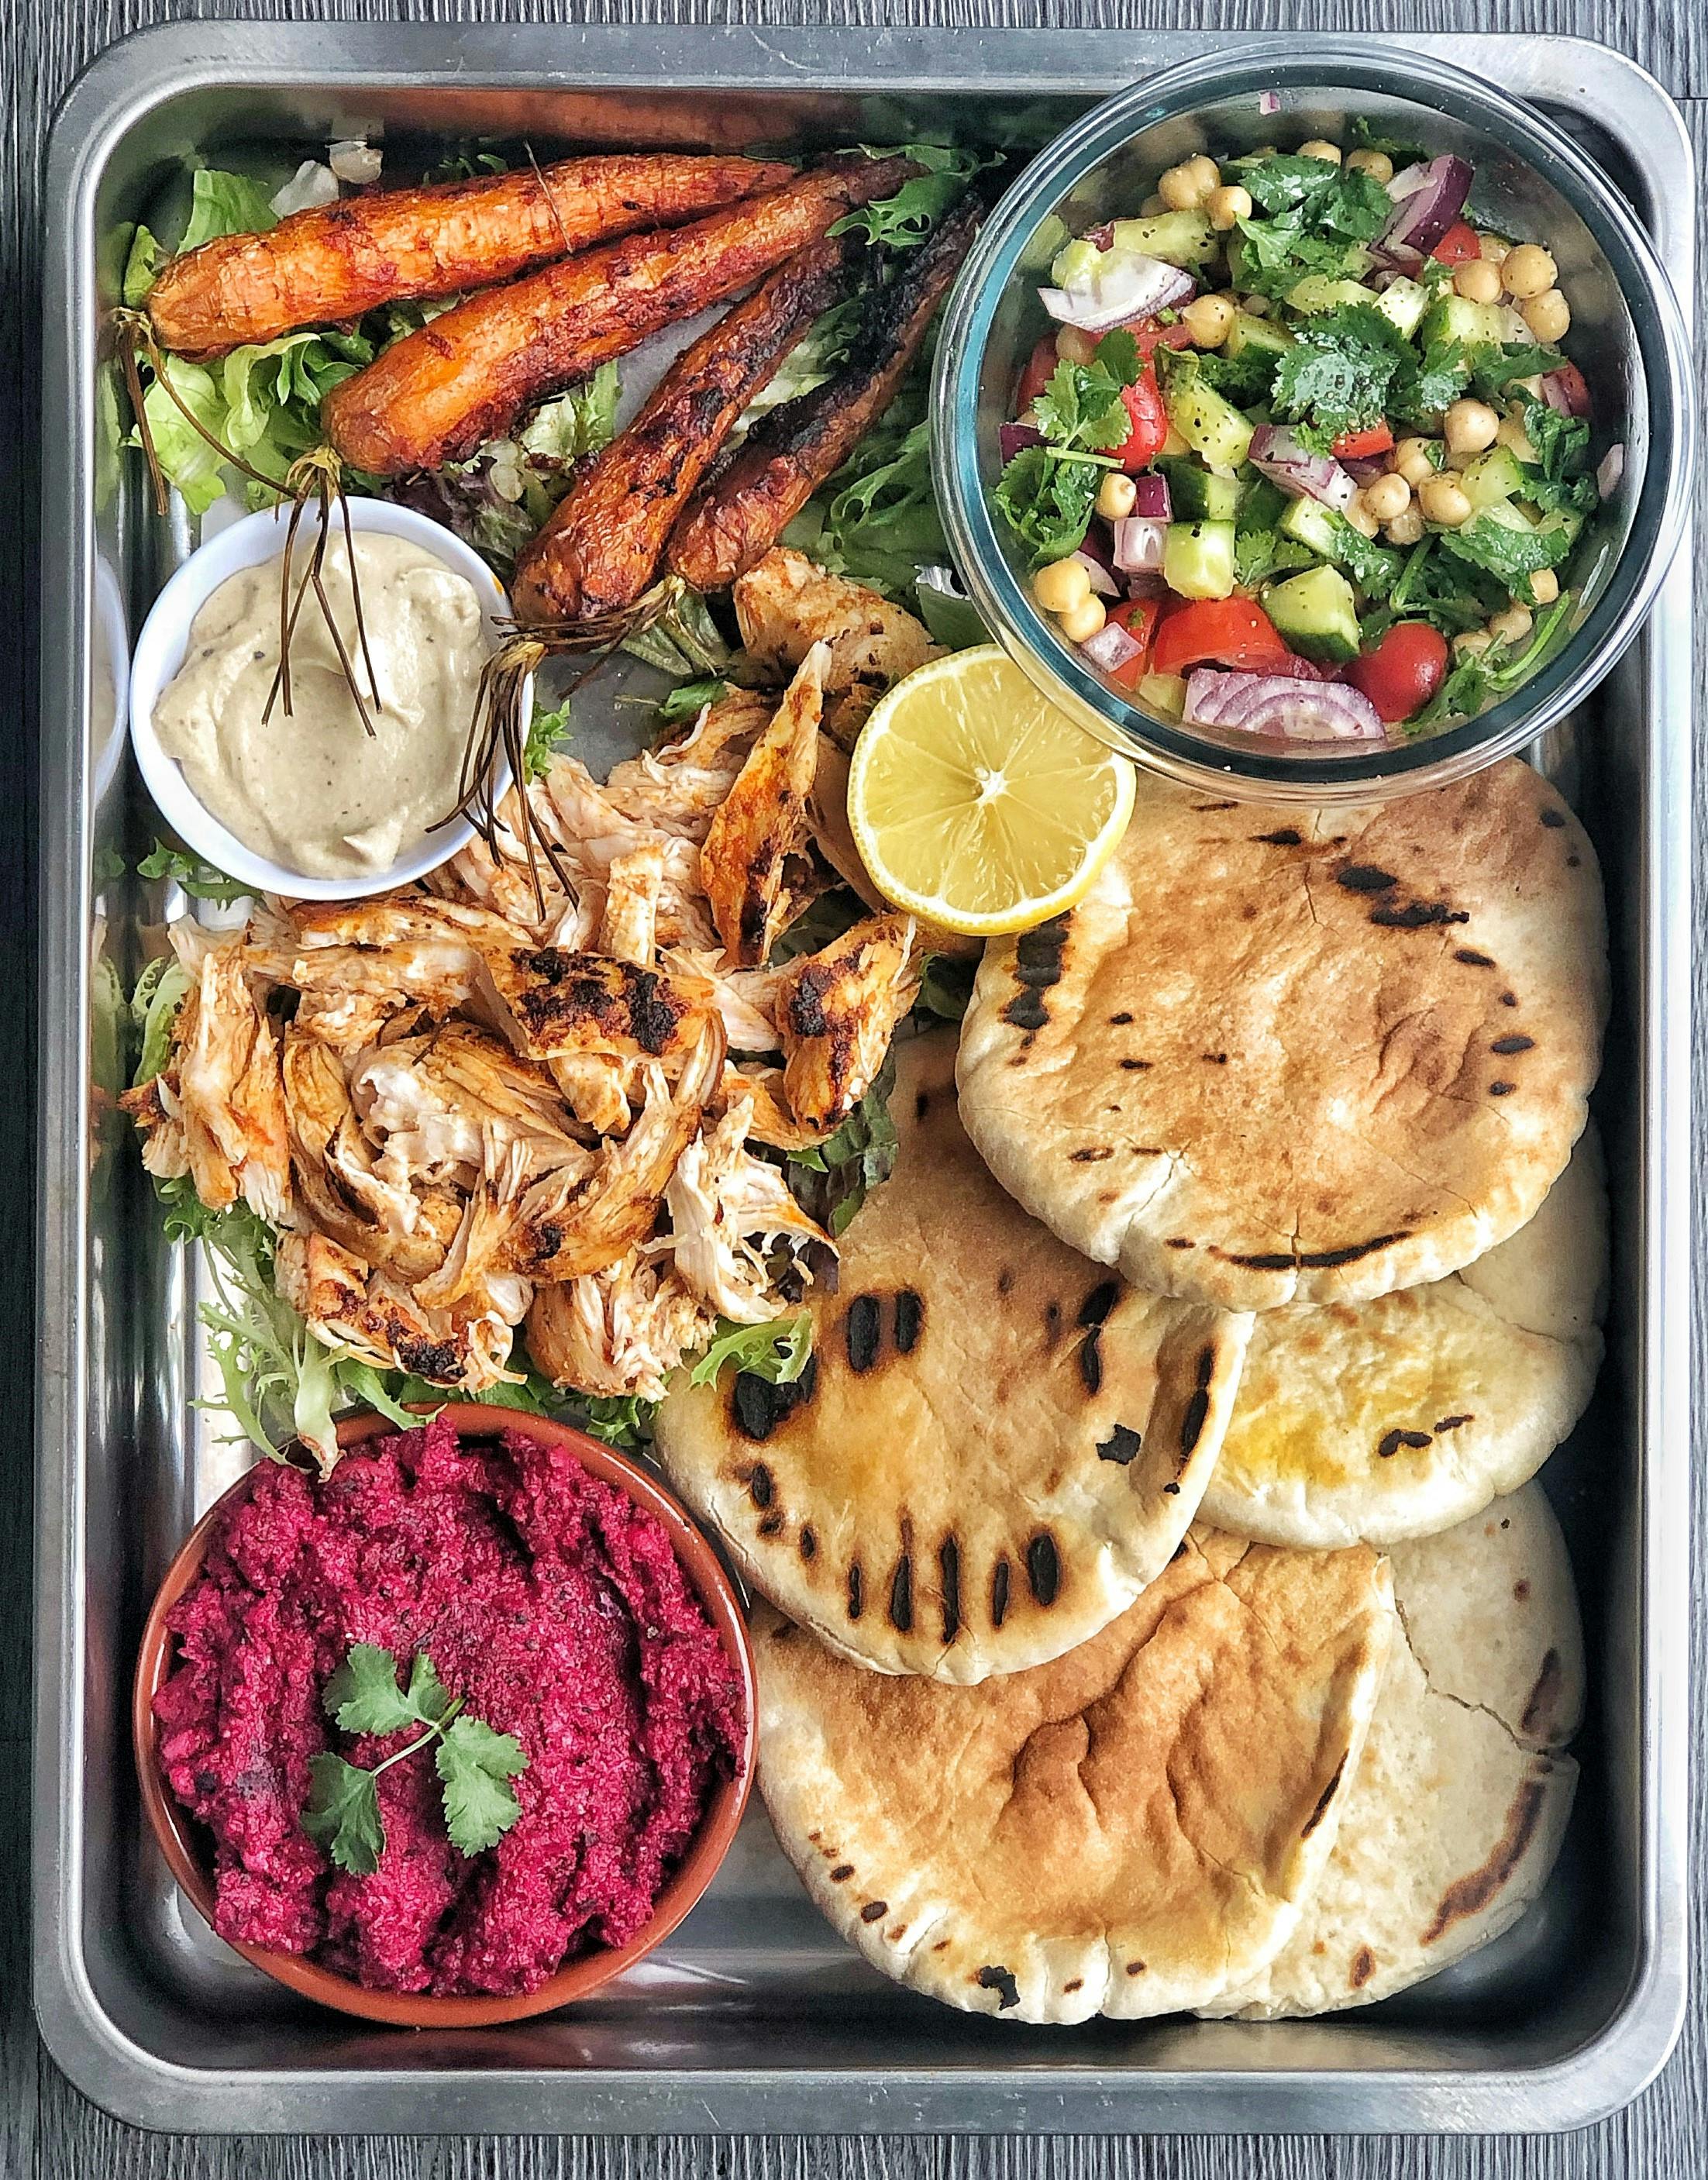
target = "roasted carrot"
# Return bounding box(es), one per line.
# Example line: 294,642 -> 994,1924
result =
146,154 -> 795,360
511,238 -> 854,625
322,157 -> 918,478
667,187 -> 988,591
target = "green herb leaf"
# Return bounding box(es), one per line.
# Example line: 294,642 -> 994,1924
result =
655,674 -> 729,728
139,841 -> 253,905
577,1393 -> 659,1453
689,1314 -> 814,1388
1411,589 -> 1575,728
522,699 -> 573,781
302,1753 -> 386,1876
1031,360 -> 1131,454
770,887 -> 869,966
1092,328 -> 1142,386
436,1715 -> 529,1856
829,145 -> 990,249
1388,537 -> 1507,634
1437,510 -> 1576,600
324,1643 -> 434,1737
783,1049 -> 900,1235
1234,526 -> 1316,589
914,953 -> 977,1025
1232,153 -> 1392,240
129,955 -> 191,1087
620,586 -> 733,677
1271,303 -> 1409,446
992,444 -> 1101,567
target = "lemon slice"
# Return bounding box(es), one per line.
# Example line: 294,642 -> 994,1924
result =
846,646 -> 1136,937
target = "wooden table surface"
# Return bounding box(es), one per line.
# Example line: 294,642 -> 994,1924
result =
3,0 -> 1703,2171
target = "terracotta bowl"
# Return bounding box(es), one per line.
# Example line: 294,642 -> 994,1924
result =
133,1403 -> 758,2029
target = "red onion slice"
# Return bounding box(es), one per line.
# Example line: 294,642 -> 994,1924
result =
1184,669 -> 1387,740
1080,620 -> 1146,673
1258,90 -> 1281,116
1112,515 -> 1169,573
1071,548 -> 1122,598
1376,153 -> 1472,260
1597,443 -> 1625,501
1040,249 -> 1197,333
999,422 -> 1045,463
1539,365 -> 1593,419
1129,473 -> 1172,521
1249,424 -> 1357,513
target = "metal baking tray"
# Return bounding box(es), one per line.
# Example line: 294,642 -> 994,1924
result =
35,22 -> 1694,2135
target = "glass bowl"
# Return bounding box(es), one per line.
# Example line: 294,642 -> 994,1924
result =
932,41 -> 1695,802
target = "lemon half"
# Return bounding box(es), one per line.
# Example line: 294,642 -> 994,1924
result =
847,646 -> 1136,937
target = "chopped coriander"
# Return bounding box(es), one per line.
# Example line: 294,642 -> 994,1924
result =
1411,591 -> 1575,728
1271,303 -> 1410,448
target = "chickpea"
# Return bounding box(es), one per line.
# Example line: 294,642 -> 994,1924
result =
1346,147 -> 1393,183
1299,139 -> 1343,164
1452,259 -> 1503,305
1034,557 -> 1092,616
1186,153 -> 1222,195
1345,494 -> 1382,539
1454,629 -> 1494,661
1096,471 -> 1138,522
1529,568 -> 1561,605
1495,412 -> 1539,462
1395,436 -> 1439,489
1206,183 -> 1253,232
1054,325 -> 1100,366
1477,231 -> 1510,265
1523,288 -> 1572,343
1159,163 -> 1207,211
1142,193 -> 1168,218
1419,471 -> 1473,527
1363,472 -> 1412,524
1059,594 -> 1108,645
1488,604 -> 1534,646
1501,242 -> 1557,298
1385,505 -> 1426,546
1444,398 -> 1500,457
1183,293 -> 1237,346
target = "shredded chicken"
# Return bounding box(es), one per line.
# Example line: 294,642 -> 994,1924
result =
700,643 -> 827,965
733,546 -> 942,693
777,912 -> 921,1128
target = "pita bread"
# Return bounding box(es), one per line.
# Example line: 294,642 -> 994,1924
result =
755,1527 -> 1394,2023
1205,1482 -> 1582,2018
654,1033 -> 1252,1680
1199,1126 -> 1606,1548
957,760 -> 1607,1312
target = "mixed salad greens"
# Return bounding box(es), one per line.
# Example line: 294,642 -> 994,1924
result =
994,134 -> 1613,741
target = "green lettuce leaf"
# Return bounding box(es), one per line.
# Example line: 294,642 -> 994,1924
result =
180,166 -> 281,251
688,1314 -> 814,1388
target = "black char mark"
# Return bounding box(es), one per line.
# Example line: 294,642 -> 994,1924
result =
1221,1231 -> 1410,1273
1001,914 -> 1070,1040
847,1560 -> 863,1620
1540,807 -> 1567,828
1377,1428 -> 1434,1459
939,1537 -> 961,1646
845,1294 -> 883,1372
991,1557 -> 1011,1628
860,1899 -> 888,1923
976,1965 -> 1021,2010
1078,1331 -> 1104,1396
1098,1424 -> 1143,1466
1455,948 -> 1495,968
1491,1034 -> 1535,1056
747,1462 -> 774,1508
731,1359 -> 817,1441
1027,1533 -> 1061,1607
888,1534 -> 914,1632
1255,828 -> 1303,848
1300,1754 -> 1348,1837
1435,1414 -> 1472,1432
1078,1281 -> 1120,1328
1489,1080 -> 1515,1097
1179,1343 -> 1218,1458
1370,901 -> 1469,929
894,1290 -> 924,1354
1335,865 -> 1398,894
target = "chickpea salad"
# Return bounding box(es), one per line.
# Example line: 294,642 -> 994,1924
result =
993,130 -> 1620,741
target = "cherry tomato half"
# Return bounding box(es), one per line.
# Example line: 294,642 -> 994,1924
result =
1431,220 -> 1482,267
1015,335 -> 1059,417
1111,365 -> 1169,472
1345,621 -> 1450,723
1331,422 -> 1395,460
1104,597 -> 1161,690
1152,596 -> 1293,677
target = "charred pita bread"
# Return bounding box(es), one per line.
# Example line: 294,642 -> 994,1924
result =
1199,1126 -> 1606,1548
1204,1482 -> 1582,2018
957,760 -> 1607,1312
654,1033 -> 1251,1680
755,1527 -> 1394,2023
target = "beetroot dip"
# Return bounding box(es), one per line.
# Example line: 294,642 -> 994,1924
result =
153,1417 -> 744,1996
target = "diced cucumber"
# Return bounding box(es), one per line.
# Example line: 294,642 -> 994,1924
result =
1162,520 -> 1238,601
1051,238 -> 1103,288
1462,444 -> 1527,509
1373,276 -> 1430,339
1279,498 -> 1402,594
1263,564 -> 1362,663
1163,373 -> 1255,470
1109,211 -> 1217,269
1286,275 -> 1376,315
1420,293 -> 1531,348
1137,671 -> 1187,720
1158,457 -> 1242,523
1225,308 -> 1294,361
1278,496 -> 1345,560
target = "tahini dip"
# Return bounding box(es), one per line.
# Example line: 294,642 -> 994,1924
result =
153,531 -> 490,880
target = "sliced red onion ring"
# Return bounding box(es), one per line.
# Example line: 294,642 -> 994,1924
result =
1084,222 -> 1115,250
1258,90 -> 1281,116
1341,453 -> 1391,487
999,422 -> 1045,463
1597,443 -> 1625,501
1071,548 -> 1122,598
1184,669 -> 1387,740
1112,515 -> 1169,573
1376,153 -> 1472,260
1129,472 -> 1172,521
1249,424 -> 1357,512
1386,162 -> 1433,202
1040,249 -> 1196,333
1081,619 -> 1146,673
1539,366 -> 1593,419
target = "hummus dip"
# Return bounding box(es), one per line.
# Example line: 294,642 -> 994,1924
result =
152,530 -> 488,881
153,1417 -> 744,1996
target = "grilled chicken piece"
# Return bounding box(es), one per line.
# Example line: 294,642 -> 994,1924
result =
777,911 -> 920,1128
323,158 -> 914,477
723,1060 -> 837,1150
526,1252 -> 716,1402
121,943 -> 291,1225
670,189 -> 987,591
549,1054 -> 639,1138
511,237 -> 854,623
477,945 -> 718,1073
145,154 -> 795,359
597,842 -> 666,966
246,898 -> 515,1015
664,950 -> 785,1054
699,643 -> 827,966
277,1230 -> 525,1403
734,546 -> 942,694
350,1024 -> 594,1197
601,689 -> 776,838
666,1078 -> 830,1318
496,1015 -> 725,1283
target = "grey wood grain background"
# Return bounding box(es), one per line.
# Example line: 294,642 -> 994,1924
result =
2,1 -> 1702,2172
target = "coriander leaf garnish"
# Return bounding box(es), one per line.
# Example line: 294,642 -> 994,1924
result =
1411,591 -> 1575,730
1231,152 -> 1392,241
301,1644 -> 529,1874
436,1716 -> 530,1856
1030,360 -> 1131,453
992,446 -> 1102,567
1271,303 -> 1410,447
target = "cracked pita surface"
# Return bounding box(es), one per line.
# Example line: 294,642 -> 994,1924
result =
754,1527 -> 1393,2023
655,1032 -> 1252,1680
1203,1480 -> 1582,2018
956,761 -> 1608,1311
1199,1126 -> 1606,1547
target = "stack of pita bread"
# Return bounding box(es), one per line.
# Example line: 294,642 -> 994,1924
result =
655,757 -> 1608,2025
